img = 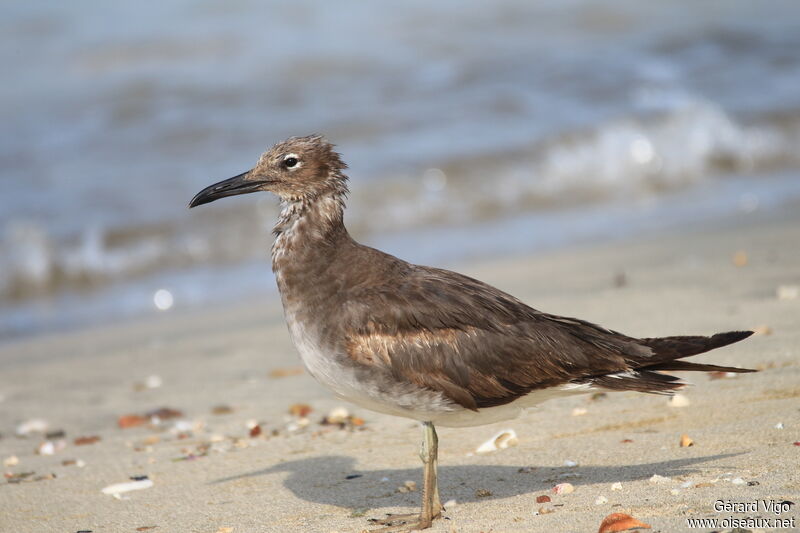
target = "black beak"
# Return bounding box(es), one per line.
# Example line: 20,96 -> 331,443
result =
188,171 -> 269,208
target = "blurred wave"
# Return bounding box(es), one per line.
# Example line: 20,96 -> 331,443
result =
3,101 -> 799,305
2,0 -> 800,337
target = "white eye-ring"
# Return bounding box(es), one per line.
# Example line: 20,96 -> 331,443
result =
282,153 -> 301,169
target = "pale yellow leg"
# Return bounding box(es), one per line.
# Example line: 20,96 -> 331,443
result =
369,422 -> 443,531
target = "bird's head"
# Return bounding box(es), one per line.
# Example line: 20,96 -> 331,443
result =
189,134 -> 348,208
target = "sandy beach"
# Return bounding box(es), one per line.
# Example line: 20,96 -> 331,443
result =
1,204 -> 798,533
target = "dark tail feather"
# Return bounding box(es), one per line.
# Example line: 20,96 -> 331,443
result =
587,370 -> 684,394
582,330 -> 756,395
640,331 -> 754,361
646,360 -> 757,374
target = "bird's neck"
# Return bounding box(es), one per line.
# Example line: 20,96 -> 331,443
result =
271,192 -> 351,291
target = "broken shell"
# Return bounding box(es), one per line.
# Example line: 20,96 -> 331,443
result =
118,415 -> 148,429
288,403 -> 312,417
475,429 -> 519,453
147,407 -> 184,422
326,406 -> 350,425
595,495 -> 609,505
563,459 -> 578,467
16,418 -> 48,436
443,499 -> 457,508
572,407 -> 588,416
538,506 -> 555,515
679,434 -> 694,447
552,482 -> 574,495
36,441 -> 65,455
3,455 -> 19,467
74,435 -> 101,446
536,495 -> 551,503
397,480 -> 417,493
597,512 -> 651,533
611,482 -> 622,491
649,474 -> 671,484
731,477 -> 746,485
668,394 -> 690,407
101,477 -> 154,497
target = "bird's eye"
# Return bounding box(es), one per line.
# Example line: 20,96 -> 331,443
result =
283,157 -> 298,168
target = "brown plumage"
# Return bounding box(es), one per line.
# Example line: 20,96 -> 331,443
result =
190,134 -> 755,531
335,259 -> 753,409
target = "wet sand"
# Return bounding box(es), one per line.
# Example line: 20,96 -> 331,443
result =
1,206 -> 798,533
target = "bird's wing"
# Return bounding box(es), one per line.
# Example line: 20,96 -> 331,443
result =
339,265 -> 653,410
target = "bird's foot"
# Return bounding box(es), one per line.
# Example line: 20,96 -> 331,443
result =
367,512 -> 435,531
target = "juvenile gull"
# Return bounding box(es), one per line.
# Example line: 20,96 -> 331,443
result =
189,134 -> 755,531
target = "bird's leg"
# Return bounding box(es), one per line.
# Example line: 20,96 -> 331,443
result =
422,421 -> 443,520
368,422 -> 443,531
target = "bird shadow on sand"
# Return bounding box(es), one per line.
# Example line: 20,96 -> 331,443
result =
212,452 -> 744,510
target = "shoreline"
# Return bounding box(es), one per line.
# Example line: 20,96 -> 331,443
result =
5,171 -> 800,345
1,205 -> 799,532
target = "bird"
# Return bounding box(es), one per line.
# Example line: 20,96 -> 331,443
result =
189,134 -> 755,531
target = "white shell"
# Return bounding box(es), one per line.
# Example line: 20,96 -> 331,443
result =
475,429 -> 519,453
